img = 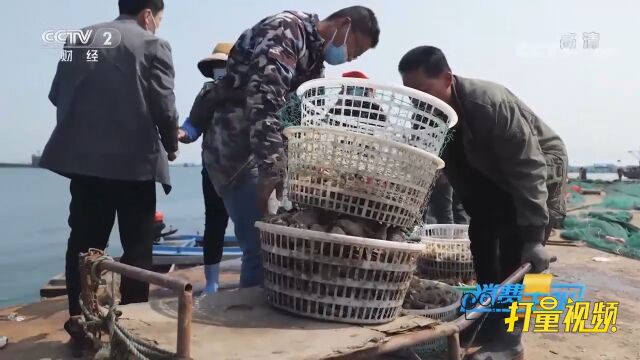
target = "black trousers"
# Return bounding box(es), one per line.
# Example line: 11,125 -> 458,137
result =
65,176 -> 155,316
425,175 -> 469,225
202,167 -> 229,265
458,171 -> 524,285
461,176 -> 552,286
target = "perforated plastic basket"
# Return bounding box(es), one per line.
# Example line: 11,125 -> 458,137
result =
256,221 -> 424,324
401,280 -> 462,357
284,126 -> 444,228
296,78 -> 458,156
417,225 -> 475,284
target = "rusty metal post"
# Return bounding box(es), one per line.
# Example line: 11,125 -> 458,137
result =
93,258 -> 193,359
447,333 -> 460,360
177,287 -> 193,359
333,323 -> 459,359
98,259 -> 190,292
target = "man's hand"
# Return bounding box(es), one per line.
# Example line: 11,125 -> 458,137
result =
167,152 -> 177,162
521,242 -> 550,273
178,128 -> 188,143
257,176 -> 284,215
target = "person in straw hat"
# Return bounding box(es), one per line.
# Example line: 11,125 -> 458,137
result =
178,42 -> 233,295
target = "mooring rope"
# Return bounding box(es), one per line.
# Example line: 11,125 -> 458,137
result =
80,254 -> 178,360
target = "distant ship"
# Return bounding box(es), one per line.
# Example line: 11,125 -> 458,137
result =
622,166 -> 640,180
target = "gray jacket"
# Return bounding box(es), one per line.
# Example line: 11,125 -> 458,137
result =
444,76 -> 568,230
40,15 -> 178,192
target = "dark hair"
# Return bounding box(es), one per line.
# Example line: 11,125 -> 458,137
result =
326,6 -> 380,48
398,46 -> 451,77
119,0 -> 164,16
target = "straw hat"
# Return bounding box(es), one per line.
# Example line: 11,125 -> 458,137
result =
197,42 -> 233,78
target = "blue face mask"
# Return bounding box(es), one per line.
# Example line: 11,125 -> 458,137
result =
324,23 -> 350,65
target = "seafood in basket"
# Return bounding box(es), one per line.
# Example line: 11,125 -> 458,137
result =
401,278 -> 462,357
285,126 -> 444,228
255,221 -> 424,324
416,224 -> 476,285
264,207 -> 412,243
403,277 -> 460,310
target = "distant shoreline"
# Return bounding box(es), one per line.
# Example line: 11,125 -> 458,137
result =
0,163 -> 38,168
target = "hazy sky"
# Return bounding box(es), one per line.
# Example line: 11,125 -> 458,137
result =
1,0 -> 639,166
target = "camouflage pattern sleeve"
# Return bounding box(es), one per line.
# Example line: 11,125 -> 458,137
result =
247,21 -> 304,181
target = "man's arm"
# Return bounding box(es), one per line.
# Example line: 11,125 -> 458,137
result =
178,82 -> 215,144
246,23 -> 303,181
490,100 -> 549,242
149,39 -> 179,154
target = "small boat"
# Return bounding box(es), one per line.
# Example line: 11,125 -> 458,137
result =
152,233 -> 242,270
40,232 -> 242,299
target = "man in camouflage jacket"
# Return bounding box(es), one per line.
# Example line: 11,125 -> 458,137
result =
202,7 -> 380,287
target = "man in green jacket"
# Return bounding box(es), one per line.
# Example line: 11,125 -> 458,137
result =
399,46 -> 568,360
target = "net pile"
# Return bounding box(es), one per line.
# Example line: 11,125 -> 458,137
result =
562,181 -> 640,260
562,211 -> 640,260
601,182 -> 640,210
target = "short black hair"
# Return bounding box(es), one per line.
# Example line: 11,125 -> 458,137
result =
398,46 -> 451,77
326,6 -> 380,48
119,0 -> 164,16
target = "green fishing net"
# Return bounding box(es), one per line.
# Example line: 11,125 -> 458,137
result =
277,94 -> 302,128
601,182 -> 640,210
567,192 -> 586,208
562,210 -> 640,260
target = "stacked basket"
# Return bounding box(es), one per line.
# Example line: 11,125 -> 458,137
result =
417,224 -> 475,284
256,78 -> 458,324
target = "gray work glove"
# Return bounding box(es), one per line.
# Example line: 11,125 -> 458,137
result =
519,226 -> 551,273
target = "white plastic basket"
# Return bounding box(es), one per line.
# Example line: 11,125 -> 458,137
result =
284,126 -> 444,228
417,225 -> 475,284
255,221 -> 424,324
401,280 -> 462,356
296,78 -> 458,155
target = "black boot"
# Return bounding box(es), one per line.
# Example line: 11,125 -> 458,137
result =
466,318 -> 524,360
460,313 -> 501,347
64,316 -> 89,358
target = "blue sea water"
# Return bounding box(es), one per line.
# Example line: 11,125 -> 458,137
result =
0,167 -> 231,308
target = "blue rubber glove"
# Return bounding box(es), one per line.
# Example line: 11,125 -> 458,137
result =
178,118 -> 201,144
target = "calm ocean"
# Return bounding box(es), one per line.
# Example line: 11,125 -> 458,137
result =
0,168 -> 619,308
0,167 -> 232,308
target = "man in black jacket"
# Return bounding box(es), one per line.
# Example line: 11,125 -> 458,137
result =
399,46 -> 567,360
